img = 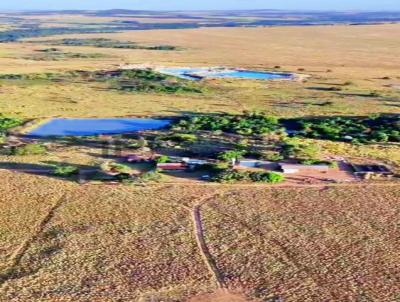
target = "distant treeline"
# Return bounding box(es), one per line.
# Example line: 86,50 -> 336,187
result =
0,23 -> 198,42
2,10 -> 400,43
39,38 -> 179,51
0,26 -> 120,42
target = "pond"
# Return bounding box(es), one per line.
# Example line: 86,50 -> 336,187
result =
158,67 -> 293,81
27,118 -> 171,137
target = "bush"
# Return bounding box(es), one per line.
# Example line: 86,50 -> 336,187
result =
0,115 -> 22,130
218,150 -> 246,163
212,170 -> 249,183
53,165 -> 79,177
261,151 -> 284,162
100,161 -> 132,174
12,143 -> 47,156
162,133 -> 197,143
212,169 -> 285,184
155,155 -> 170,164
249,171 -> 285,183
137,170 -> 162,183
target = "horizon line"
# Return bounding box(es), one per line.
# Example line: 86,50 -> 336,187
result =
2,8 -> 400,13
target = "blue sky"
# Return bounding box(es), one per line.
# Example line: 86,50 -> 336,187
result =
1,0 -> 399,11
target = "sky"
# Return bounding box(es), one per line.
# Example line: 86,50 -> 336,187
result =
0,0 -> 399,11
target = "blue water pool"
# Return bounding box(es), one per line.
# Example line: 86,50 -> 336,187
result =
28,118 -> 171,137
159,67 -> 293,81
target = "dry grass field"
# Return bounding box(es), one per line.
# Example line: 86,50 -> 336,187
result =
0,24 -> 398,119
0,173 -> 399,301
0,12 -> 400,301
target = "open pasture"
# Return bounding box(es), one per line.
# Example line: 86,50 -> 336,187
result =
0,178 -> 399,301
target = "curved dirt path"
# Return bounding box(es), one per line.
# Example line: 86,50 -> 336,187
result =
192,203 -> 226,288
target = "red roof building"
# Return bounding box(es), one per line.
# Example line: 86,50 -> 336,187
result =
156,163 -> 187,171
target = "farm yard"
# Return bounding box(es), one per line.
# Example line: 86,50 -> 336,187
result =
0,9 -> 399,302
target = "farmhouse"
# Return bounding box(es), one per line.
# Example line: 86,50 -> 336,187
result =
351,164 -> 394,179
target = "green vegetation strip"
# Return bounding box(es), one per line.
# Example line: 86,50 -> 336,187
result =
0,69 -> 205,94
24,48 -> 108,61
37,38 -> 179,51
288,115 -> 400,143
173,112 -> 282,135
174,113 -> 400,143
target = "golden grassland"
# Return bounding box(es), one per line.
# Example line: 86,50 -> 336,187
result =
0,174 -> 399,301
24,24 -> 400,79
0,24 -> 397,120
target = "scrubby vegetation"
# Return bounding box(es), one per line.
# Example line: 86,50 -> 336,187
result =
173,112 -> 281,135
281,138 -> 321,161
0,69 -> 206,94
11,143 -> 47,156
100,161 -> 132,174
289,115 -> 400,143
41,38 -> 179,51
25,49 -> 107,61
106,69 -> 205,94
0,115 -> 22,143
212,169 -> 285,183
0,72 -> 75,81
218,150 -> 246,162
0,115 -> 22,133
53,164 -> 80,177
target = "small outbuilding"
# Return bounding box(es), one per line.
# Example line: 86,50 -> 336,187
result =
351,164 -> 394,179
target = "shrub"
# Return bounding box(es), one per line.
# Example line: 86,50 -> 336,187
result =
261,151 -> 284,162
0,115 -> 22,133
162,133 -> 197,143
53,165 -> 79,177
12,143 -> 47,156
249,171 -> 285,183
155,155 -> 170,164
100,161 -> 132,174
212,170 -> 249,183
218,150 -> 246,163
212,170 -> 285,184
137,170 -> 162,183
